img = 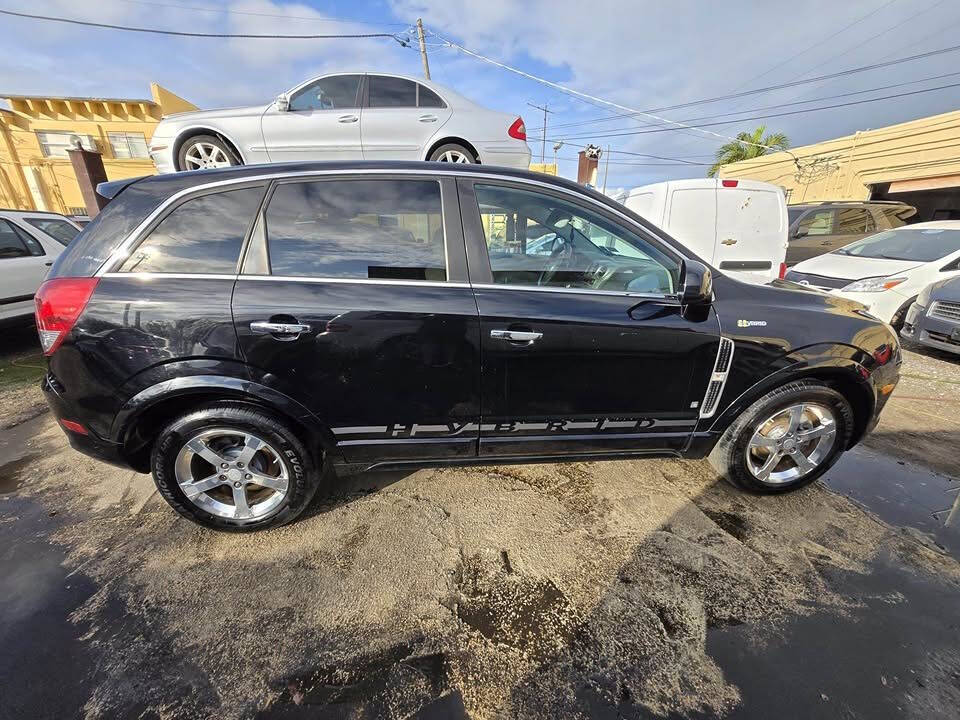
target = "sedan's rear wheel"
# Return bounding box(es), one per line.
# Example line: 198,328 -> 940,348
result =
178,134 -> 240,171
708,381 -> 854,493
428,142 -> 476,164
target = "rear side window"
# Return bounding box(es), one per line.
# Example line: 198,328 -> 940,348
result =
264,179 -> 446,281
835,207 -> 874,234
368,76 -> 417,108
118,186 -> 265,273
418,85 -> 446,108
25,217 -> 80,246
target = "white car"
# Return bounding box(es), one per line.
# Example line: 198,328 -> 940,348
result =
0,210 -> 82,322
784,221 -> 960,329
149,72 -> 532,172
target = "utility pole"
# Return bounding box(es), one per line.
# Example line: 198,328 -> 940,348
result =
601,144 -> 610,194
416,18 -> 431,80
527,102 -> 553,163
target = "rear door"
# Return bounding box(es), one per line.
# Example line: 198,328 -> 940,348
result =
261,74 -> 363,162
0,218 -> 51,320
458,178 -> 721,458
714,182 -> 787,283
231,174 -> 481,464
361,75 -> 452,161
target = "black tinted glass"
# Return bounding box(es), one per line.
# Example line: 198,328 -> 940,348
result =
369,76 -> 417,108
119,186 -> 264,273
418,85 -> 445,108
265,179 -> 445,280
26,217 -> 80,245
289,75 -> 361,111
0,220 -> 30,259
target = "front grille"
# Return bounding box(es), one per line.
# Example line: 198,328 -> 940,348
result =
931,301 -> 960,322
783,271 -> 849,290
926,330 -> 960,347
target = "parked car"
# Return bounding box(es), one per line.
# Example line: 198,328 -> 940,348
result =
37,161 -> 900,531
784,222 -> 960,329
148,72 -> 531,173
624,178 -> 787,284
0,209 -> 81,322
786,200 -> 916,266
900,275 -> 960,355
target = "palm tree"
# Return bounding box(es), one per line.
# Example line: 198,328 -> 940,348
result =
707,125 -> 790,177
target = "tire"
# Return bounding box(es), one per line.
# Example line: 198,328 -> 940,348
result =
708,381 -> 854,493
177,134 -> 241,172
151,403 -> 320,531
428,142 -> 477,164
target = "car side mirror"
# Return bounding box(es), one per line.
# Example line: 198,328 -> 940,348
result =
680,259 -> 712,305
793,228 -> 808,239
275,94 -> 290,112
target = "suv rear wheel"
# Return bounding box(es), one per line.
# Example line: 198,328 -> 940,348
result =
708,381 -> 854,492
151,404 -> 319,531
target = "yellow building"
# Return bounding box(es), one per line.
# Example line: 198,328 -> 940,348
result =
718,109 -> 960,220
0,83 -> 196,214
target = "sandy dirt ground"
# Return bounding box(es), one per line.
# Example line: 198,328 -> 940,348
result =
1,339 -> 959,719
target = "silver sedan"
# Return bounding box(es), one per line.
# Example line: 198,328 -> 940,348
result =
148,72 -> 532,172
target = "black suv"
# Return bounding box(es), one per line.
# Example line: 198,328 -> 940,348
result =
787,200 -> 916,265
36,162 -> 901,531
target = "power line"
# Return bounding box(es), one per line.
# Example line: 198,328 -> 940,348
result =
548,80 -> 960,142
0,8 -> 409,42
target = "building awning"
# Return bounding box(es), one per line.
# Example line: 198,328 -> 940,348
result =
886,174 -> 960,193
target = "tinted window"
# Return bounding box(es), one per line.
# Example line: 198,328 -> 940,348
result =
795,209 -> 834,237
418,85 -> 445,108
787,207 -> 805,226
25,217 -> 80,246
289,75 -> 361,111
369,76 -> 417,108
474,184 -> 679,293
835,208 -> 874,234
0,220 -> 31,259
118,186 -> 264,273
835,227 -> 960,262
265,179 -> 445,280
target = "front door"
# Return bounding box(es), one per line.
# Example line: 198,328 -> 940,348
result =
0,218 -> 51,320
232,175 -> 481,465
361,75 -> 451,161
458,179 -> 721,458
787,207 -> 875,265
261,74 -> 363,162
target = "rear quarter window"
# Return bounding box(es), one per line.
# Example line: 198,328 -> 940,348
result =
118,186 -> 265,274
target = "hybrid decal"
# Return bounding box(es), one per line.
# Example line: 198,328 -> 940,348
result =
331,417 -> 698,440
737,319 -> 768,328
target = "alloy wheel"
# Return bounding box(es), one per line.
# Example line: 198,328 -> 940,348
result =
438,149 -> 472,163
183,142 -> 233,170
174,428 -> 289,522
745,403 -> 837,485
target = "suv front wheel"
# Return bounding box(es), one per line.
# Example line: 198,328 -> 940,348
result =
151,404 -> 319,531
708,381 -> 854,492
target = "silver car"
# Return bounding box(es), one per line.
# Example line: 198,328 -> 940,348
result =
901,275 -> 960,356
148,72 -> 531,172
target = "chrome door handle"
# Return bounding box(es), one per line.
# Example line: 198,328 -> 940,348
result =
338,114 -> 359,123
490,329 -> 542,343
418,114 -> 438,122
250,321 -> 311,336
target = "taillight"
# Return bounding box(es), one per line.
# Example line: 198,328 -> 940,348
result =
721,179 -> 738,188
508,117 -> 526,140
778,262 -> 787,279
34,277 -> 99,355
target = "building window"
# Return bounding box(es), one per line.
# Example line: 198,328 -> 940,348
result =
36,131 -> 97,157
108,131 -> 150,159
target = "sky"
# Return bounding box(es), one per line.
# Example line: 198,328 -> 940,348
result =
2,0 -> 960,190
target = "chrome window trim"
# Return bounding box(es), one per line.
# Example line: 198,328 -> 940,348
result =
470,282 -> 674,301
238,276 -> 472,289
100,272 -> 239,281
95,168 -> 691,278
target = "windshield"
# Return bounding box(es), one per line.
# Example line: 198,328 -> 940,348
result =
834,227 -> 960,262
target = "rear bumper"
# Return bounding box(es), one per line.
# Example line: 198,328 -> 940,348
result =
476,141 -> 531,169
41,373 -> 132,469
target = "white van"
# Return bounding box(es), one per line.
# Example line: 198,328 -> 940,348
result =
623,178 -> 788,284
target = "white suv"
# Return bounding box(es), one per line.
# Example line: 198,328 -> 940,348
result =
0,210 -> 82,322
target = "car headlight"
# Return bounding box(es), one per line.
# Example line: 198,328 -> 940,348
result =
840,276 -> 908,293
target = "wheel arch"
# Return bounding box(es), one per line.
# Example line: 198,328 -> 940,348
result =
172,127 -> 245,170
424,136 -> 481,163
708,359 -> 876,450
115,376 -> 339,472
